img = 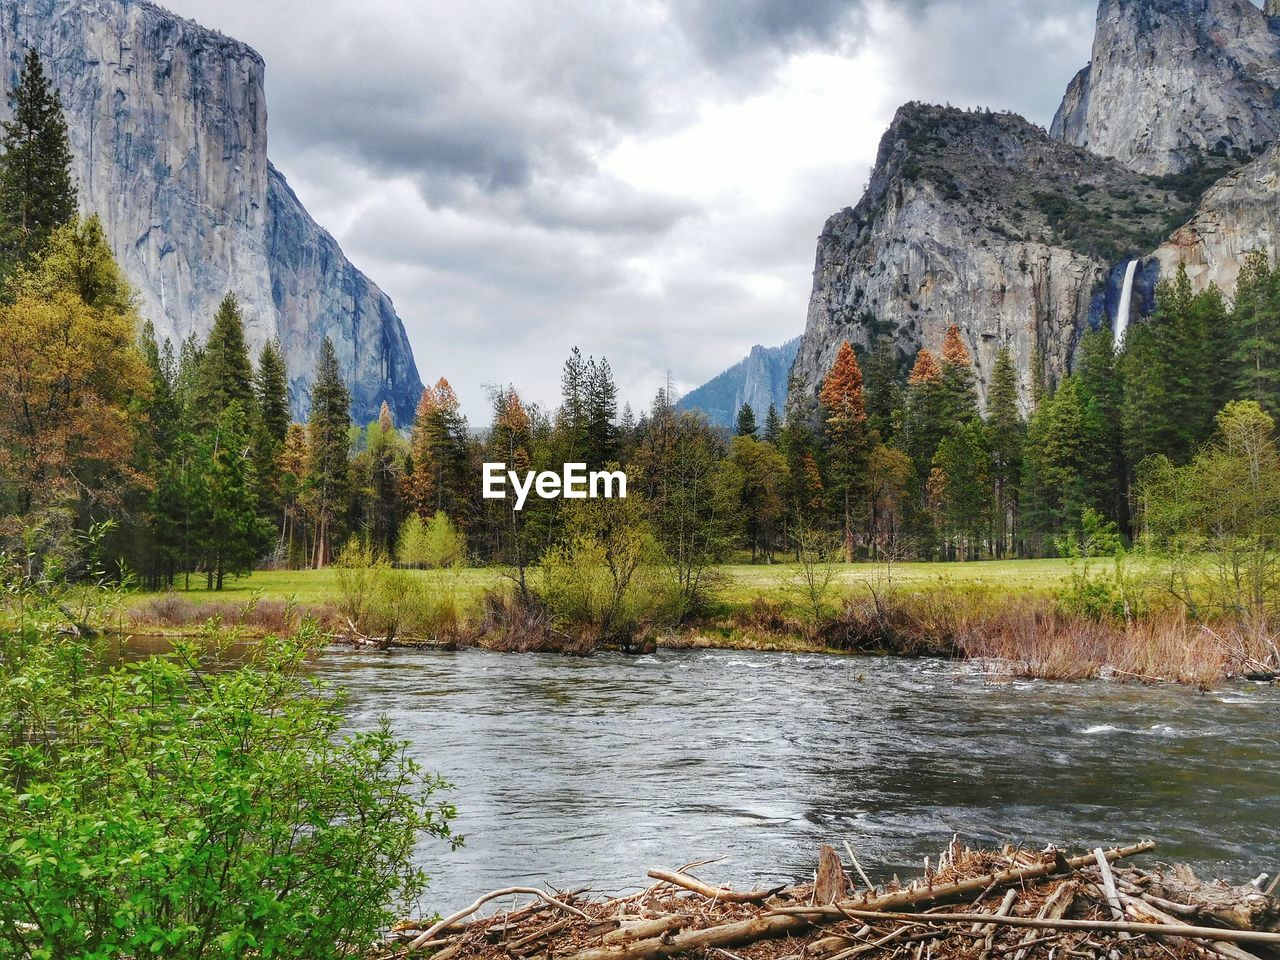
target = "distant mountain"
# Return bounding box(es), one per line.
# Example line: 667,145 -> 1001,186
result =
677,338 -> 800,429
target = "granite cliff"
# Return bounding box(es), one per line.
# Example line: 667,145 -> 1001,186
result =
788,0 -> 1280,421
788,104 -> 1192,416
1049,0 -> 1280,176
0,0 -> 423,423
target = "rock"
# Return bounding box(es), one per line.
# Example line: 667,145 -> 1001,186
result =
1152,142 -> 1280,295
0,0 -> 423,424
677,338 -> 799,429
1050,0 -> 1280,175
787,104 -> 1190,419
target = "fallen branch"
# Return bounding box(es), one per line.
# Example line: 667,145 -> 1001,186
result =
646,868 -> 783,904
805,909 -> 1280,947
405,887 -> 590,952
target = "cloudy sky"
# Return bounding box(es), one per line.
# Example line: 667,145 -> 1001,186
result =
162,0 -> 1098,420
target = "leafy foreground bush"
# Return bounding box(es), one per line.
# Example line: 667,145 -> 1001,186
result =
0,574 -> 458,959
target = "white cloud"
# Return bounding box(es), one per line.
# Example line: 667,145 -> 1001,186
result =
160,0 -> 1095,418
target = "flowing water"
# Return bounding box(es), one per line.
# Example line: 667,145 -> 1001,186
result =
1114,259 -> 1139,348
311,647 -> 1280,909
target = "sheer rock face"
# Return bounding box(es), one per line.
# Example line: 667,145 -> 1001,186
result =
677,338 -> 799,429
0,0 -> 423,423
1154,143 -> 1280,293
1050,0 -> 1280,175
788,104 -> 1187,418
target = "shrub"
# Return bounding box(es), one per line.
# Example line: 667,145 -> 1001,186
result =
0,564 -> 459,959
537,498 -> 681,645
397,511 -> 467,569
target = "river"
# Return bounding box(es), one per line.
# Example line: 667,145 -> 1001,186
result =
310,646 -> 1280,910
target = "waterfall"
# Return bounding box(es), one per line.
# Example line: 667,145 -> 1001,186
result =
1113,259 -> 1138,349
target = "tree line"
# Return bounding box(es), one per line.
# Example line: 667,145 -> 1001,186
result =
2,48 -> 1279,595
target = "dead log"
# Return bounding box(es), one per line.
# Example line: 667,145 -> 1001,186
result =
803,909 -> 1280,947
815,846 -> 848,906
646,869 -> 782,904
1147,865 -> 1280,932
774,841 -> 1156,918
1010,880 -> 1076,960
1121,890 -> 1260,960
978,889 -> 1017,960
601,917 -> 687,945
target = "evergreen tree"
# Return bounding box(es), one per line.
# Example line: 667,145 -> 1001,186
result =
1075,327 -> 1127,527
558,346 -> 589,461
1122,266 -> 1230,469
1231,250 -> 1280,414
819,341 -> 871,560
193,402 -> 272,589
762,403 -> 782,445
901,348 -> 945,478
195,293 -> 257,424
584,355 -> 618,467
256,339 -> 291,445
862,339 -> 904,443
735,402 -> 758,438
937,324 -> 979,429
359,402 -> 407,554
931,419 -> 993,560
0,49 -> 76,273
985,347 -> 1024,556
1021,377 -> 1089,552
405,377 -> 470,525
305,338 -> 351,567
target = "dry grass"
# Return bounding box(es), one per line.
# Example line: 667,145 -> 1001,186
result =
129,594 -> 329,634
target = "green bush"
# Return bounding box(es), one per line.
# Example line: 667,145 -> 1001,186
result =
0,561 -> 458,959
538,498 -> 681,643
397,512 -> 467,570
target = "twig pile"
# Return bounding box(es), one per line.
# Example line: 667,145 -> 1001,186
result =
380,841 -> 1280,960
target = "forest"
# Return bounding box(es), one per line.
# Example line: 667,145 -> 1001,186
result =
2,51 -> 1280,655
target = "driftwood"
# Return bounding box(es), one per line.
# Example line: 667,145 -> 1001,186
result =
382,838 -> 1280,960
815,846 -> 848,906
824,908 -> 1280,947
646,869 -> 782,904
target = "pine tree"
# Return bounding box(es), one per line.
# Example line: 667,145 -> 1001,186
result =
195,293 -> 257,424
820,340 -> 871,560
1231,250 -> 1280,414
762,403 -> 782,445
938,324 -> 979,429
256,339 -> 291,444
902,348 -> 945,477
0,49 -> 76,272
193,402 -> 272,589
862,339 -> 904,443
584,355 -> 618,467
406,377 -> 470,524
735,402 -> 758,438
558,346 -> 589,461
1075,327 -> 1126,527
305,337 -> 351,567
985,347 -> 1024,556
1021,377 -> 1089,553
931,419 -> 992,560
1122,266 -> 1230,468
360,401 -> 406,554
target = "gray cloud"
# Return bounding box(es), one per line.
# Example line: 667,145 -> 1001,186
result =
160,0 -> 1098,418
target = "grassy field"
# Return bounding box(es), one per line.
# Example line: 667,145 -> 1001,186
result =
127,557 -> 1081,615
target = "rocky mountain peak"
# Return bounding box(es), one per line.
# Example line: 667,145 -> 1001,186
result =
1050,0 -> 1280,175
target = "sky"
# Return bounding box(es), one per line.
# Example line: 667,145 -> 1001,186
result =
161,0 -> 1099,420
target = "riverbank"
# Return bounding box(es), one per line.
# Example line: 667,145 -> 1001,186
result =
123,560 -> 1279,685
380,839 -> 1280,959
